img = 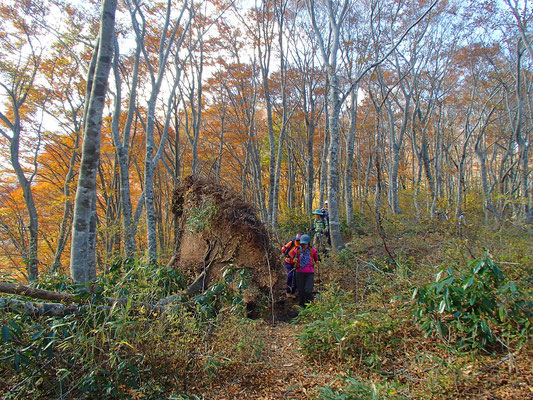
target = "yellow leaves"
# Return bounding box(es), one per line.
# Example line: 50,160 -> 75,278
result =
117,340 -> 135,350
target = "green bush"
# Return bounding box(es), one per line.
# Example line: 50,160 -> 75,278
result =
318,376 -> 407,400
186,199 -> 217,233
278,209 -> 312,240
0,303 -> 208,398
295,286 -> 400,368
0,261 -> 252,398
412,254 -> 532,350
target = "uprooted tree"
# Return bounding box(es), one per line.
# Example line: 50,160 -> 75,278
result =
0,175 -> 285,317
168,175 -> 285,310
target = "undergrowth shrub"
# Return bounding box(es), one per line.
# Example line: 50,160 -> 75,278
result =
278,209 -> 311,241
0,306 -> 200,398
318,375 -> 407,400
339,211 -> 370,238
36,257 -> 187,301
294,286 -> 401,369
186,199 -> 218,233
208,315 -> 264,372
412,254 -> 532,351
0,261 -> 254,398
192,265 -> 249,319
478,226 -> 533,280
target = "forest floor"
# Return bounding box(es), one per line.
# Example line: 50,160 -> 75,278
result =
187,304 -> 533,399
2,217 -> 531,399
185,223 -> 533,400
195,318 -> 331,399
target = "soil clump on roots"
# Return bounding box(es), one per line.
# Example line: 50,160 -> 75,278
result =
167,175 -> 285,316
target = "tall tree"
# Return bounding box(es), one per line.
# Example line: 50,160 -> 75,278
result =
0,1 -> 50,281
70,0 -> 117,284
305,0 -> 350,251
270,0 -> 293,230
110,34 -> 142,259
305,0 -> 438,250
125,0 -> 192,262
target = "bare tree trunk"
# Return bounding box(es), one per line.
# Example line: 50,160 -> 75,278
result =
271,0 -> 290,231
319,90 -> 329,206
325,72 -> 345,250
216,110 -> 225,182
185,38 -> 204,175
476,141 -> 498,222
70,0 -> 117,284
514,41 -> 533,222
51,127 -> 80,271
344,91 -> 358,227
0,31 -> 44,280
306,121 -> 315,215
380,73 -> 409,215
434,109 -> 444,211
249,0 -> 276,227
111,37 -> 140,258
287,145 -> 295,209
126,0 -> 195,262
172,103 -> 182,249
290,29 -> 321,218
8,127 -> 40,281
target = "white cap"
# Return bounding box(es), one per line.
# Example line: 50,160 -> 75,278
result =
324,200 -> 328,204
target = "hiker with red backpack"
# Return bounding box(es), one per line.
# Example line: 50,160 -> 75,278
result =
292,234 -> 319,307
281,234 -> 301,296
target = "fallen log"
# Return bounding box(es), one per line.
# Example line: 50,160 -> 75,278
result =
0,298 -> 88,317
0,282 -> 75,303
0,278 -> 199,317
0,282 -> 128,307
0,282 -> 128,317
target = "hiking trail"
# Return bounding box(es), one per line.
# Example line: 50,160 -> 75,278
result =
200,320 -> 333,399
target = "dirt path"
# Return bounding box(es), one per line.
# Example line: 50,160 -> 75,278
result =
203,321 -> 333,399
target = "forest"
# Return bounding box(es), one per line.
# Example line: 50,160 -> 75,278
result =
0,0 -> 532,399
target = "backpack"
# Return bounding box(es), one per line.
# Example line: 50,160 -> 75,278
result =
282,240 -> 296,258
294,246 -> 317,269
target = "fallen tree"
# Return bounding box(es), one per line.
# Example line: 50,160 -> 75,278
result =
0,176 -> 285,318
0,282 -> 126,316
0,297 -> 88,317
168,175 -> 284,310
0,282 -> 76,303
0,282 -> 191,317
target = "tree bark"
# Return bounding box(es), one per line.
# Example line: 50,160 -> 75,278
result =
271,2 -> 290,231
111,37 -> 140,258
70,0 -> 117,284
344,91 -> 358,227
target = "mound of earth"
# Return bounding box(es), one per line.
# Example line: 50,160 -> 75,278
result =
167,175 -> 285,314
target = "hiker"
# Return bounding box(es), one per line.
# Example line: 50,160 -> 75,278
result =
312,209 -> 328,253
281,234 -> 301,296
292,234 -> 319,307
458,211 -> 466,226
436,209 -> 449,221
321,201 -> 329,223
